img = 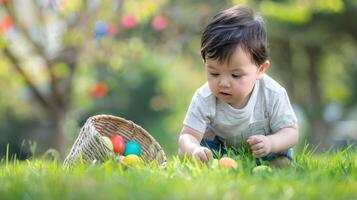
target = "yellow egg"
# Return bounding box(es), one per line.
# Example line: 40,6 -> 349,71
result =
122,155 -> 144,167
218,157 -> 238,169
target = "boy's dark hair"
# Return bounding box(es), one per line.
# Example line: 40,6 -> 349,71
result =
201,5 -> 268,66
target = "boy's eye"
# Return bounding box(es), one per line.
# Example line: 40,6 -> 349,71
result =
210,73 -> 219,77
232,74 -> 242,78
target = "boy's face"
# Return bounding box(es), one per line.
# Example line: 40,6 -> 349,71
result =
204,47 -> 269,109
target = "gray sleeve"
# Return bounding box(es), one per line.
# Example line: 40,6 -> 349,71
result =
269,90 -> 298,133
183,92 -> 211,134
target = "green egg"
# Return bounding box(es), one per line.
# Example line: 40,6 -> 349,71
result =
209,159 -> 219,169
252,165 -> 273,173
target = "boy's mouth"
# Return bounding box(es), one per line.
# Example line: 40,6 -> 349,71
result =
219,91 -> 232,96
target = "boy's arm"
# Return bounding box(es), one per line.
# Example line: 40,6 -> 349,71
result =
178,126 -> 213,163
247,124 -> 299,158
268,124 -> 299,153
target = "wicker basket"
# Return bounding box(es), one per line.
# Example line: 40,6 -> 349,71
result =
63,114 -> 167,167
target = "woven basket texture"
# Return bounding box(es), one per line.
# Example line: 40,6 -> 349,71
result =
63,115 -> 167,167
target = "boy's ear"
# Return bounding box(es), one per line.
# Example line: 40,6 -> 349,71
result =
256,60 -> 270,80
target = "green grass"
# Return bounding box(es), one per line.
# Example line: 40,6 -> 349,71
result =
1,146 -> 357,200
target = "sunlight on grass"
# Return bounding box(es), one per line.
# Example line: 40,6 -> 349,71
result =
1,145 -> 357,200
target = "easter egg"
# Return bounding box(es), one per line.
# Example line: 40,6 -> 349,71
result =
101,136 -> 113,152
124,141 -> 141,156
209,158 -> 219,169
122,155 -> 144,167
110,134 -> 126,155
252,165 -> 273,173
218,157 -> 238,169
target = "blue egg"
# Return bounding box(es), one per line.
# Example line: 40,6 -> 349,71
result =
123,141 -> 141,156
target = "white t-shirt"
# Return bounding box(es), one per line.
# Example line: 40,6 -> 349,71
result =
183,74 -> 297,146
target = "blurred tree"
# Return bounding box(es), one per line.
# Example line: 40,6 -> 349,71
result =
1,0 -> 92,156
0,0 -> 167,157
260,0 -> 357,149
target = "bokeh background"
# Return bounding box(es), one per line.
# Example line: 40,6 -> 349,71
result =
1,0 -> 357,160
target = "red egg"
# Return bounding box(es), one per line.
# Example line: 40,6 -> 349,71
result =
110,134 -> 126,155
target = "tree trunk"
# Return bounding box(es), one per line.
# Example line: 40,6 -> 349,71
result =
52,108 -> 68,159
281,40 -> 295,98
306,46 -> 329,151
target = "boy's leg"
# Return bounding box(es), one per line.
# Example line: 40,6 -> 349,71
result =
200,130 -> 226,158
260,148 -> 293,169
269,156 -> 292,169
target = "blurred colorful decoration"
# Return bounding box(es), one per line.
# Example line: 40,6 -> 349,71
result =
54,0 -> 83,16
0,0 -> 11,4
122,1 -> 161,22
91,82 -> 108,98
1,16 -> 13,34
55,0 -> 65,10
121,14 -> 137,29
95,20 -> 108,39
151,15 -> 168,32
107,24 -> 120,36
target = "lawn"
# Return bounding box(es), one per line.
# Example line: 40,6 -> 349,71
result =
1,146 -> 357,200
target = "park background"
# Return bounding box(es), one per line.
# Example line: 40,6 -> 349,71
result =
1,0 -> 357,160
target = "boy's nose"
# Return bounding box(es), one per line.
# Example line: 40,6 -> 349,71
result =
218,78 -> 231,88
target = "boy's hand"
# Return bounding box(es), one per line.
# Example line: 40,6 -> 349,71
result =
192,146 -> 213,163
247,135 -> 273,158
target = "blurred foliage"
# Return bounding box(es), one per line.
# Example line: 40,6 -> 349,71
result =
1,0 -> 357,158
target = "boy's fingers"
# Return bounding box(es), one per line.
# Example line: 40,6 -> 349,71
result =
251,142 -> 264,151
252,149 -> 266,158
192,147 -> 212,163
247,135 -> 262,145
199,151 -> 209,163
204,148 -> 213,161
194,152 -> 204,162
193,150 -> 207,163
